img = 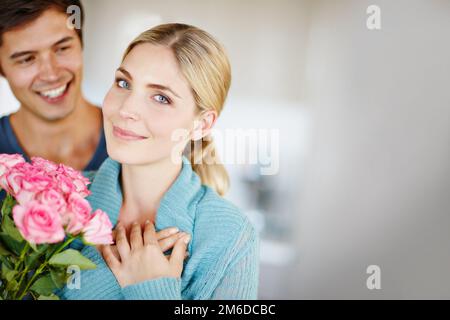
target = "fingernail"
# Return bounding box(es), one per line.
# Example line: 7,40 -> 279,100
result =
183,234 -> 191,244
178,232 -> 186,238
133,221 -> 138,226
169,227 -> 179,234
145,220 -> 150,225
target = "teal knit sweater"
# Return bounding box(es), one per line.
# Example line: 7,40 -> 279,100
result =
58,157 -> 259,300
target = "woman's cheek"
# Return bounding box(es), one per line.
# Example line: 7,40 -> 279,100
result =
102,89 -> 121,117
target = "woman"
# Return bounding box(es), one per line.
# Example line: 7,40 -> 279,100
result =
59,23 -> 259,300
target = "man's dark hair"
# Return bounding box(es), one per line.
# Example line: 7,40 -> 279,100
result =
0,0 -> 84,47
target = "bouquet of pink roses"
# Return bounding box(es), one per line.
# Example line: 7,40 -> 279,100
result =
0,154 -> 113,300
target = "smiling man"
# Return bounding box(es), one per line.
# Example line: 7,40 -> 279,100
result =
0,0 -> 107,171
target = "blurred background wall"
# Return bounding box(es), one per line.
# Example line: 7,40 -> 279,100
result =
1,0 -> 449,299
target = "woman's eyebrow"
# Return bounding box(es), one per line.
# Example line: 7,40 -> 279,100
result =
116,67 -> 181,98
147,83 -> 181,99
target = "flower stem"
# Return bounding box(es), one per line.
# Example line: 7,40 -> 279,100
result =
15,236 -> 76,300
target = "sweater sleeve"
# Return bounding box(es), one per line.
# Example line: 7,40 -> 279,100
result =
121,219 -> 259,300
210,227 -> 260,300
121,277 -> 182,300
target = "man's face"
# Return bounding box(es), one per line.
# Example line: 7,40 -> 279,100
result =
0,9 -> 83,121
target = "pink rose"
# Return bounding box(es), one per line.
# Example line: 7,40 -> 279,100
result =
13,201 -> 65,244
65,193 -> 92,235
5,163 -> 52,204
0,154 -> 25,176
82,209 -> 113,245
57,164 -> 91,197
55,174 -> 76,195
31,157 -> 59,175
37,189 -> 67,215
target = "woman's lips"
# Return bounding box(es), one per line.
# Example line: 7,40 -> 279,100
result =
113,126 -> 147,141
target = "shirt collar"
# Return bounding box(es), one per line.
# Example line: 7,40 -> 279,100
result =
87,157 -> 200,241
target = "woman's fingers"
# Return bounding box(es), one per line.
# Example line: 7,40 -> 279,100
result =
102,245 -> 120,270
130,222 -> 143,250
143,220 -> 158,246
159,232 -> 186,252
169,234 -> 191,269
115,223 -> 130,258
110,245 -> 121,261
156,227 -> 179,241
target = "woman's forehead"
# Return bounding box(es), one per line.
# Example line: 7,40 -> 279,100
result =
121,44 -> 190,94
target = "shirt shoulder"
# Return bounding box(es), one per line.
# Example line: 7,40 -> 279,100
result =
0,115 -> 22,155
194,186 -> 258,252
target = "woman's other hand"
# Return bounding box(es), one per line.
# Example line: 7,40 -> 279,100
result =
100,221 -> 191,287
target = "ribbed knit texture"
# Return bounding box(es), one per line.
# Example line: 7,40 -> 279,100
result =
57,157 -> 259,300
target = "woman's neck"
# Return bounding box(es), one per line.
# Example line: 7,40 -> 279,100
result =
119,157 -> 183,228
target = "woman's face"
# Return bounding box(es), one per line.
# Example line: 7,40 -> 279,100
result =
103,43 -> 200,165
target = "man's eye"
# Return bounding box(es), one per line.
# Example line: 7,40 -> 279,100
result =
116,79 -> 130,90
56,46 -> 70,53
18,56 -> 35,65
153,94 -> 170,104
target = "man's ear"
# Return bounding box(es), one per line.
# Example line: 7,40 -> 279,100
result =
192,110 -> 218,141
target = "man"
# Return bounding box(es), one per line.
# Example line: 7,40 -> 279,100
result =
0,0 -> 107,172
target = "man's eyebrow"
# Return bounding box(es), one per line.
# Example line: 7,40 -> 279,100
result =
116,67 -> 181,98
10,51 -> 35,60
9,36 -> 75,60
53,36 -> 74,47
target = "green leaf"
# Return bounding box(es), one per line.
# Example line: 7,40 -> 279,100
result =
45,244 -> 60,260
1,193 -> 15,219
24,243 -> 48,270
0,232 -> 25,256
1,263 -> 18,282
37,293 -> 60,300
25,252 -> 43,271
50,268 -> 67,289
0,254 -> 14,270
30,274 -> 56,296
1,214 -> 24,243
0,241 -> 11,256
29,242 -> 38,252
48,249 -> 96,270
6,279 -> 19,292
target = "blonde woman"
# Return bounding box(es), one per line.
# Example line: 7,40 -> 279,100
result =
59,23 -> 259,299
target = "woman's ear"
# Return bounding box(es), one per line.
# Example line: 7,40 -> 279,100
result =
192,110 -> 217,141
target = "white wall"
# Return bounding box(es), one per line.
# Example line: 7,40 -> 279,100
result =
0,78 -> 19,116
290,0 -> 450,299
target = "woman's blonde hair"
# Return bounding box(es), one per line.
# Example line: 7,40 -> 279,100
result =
123,23 -> 231,196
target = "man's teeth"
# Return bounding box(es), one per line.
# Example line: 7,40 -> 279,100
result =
39,84 -> 67,98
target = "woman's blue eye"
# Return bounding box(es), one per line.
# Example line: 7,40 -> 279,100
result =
117,79 -> 130,90
154,94 -> 170,104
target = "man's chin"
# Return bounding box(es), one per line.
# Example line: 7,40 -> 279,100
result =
32,105 -> 77,122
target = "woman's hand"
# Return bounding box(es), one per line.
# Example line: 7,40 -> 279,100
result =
100,221 -> 191,288
103,225 -> 188,260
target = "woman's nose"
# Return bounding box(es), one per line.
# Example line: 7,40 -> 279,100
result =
119,106 -> 140,121
119,94 -> 141,121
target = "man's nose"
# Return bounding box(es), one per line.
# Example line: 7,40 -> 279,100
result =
38,55 -> 60,82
